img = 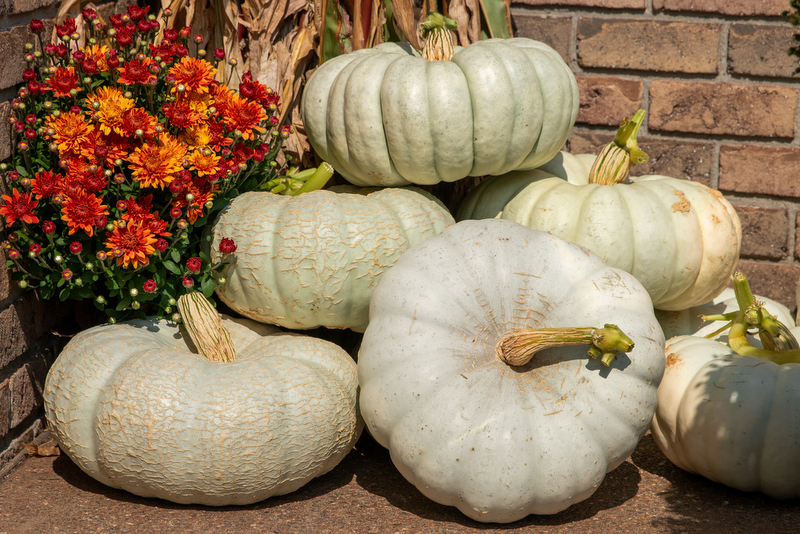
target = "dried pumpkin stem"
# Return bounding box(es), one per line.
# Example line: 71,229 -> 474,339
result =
420,12 -> 457,62
177,292 -> 236,362
496,323 -> 634,367
588,109 -> 649,186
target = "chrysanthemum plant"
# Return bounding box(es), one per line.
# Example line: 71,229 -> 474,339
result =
0,7 -> 327,323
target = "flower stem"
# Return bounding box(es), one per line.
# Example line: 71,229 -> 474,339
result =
496,323 -> 634,367
588,109 -> 649,186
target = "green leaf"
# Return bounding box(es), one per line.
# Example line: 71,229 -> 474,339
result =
200,276 -> 216,298
116,295 -> 132,311
478,0 -> 512,39
163,259 -> 181,275
170,249 -> 181,263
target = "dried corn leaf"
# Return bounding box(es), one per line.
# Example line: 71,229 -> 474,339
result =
447,0 -> 481,45
390,0 -> 420,50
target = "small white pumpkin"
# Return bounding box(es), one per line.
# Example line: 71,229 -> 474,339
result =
457,111 -> 742,311
207,185 -> 454,331
651,273 -> 800,498
44,297 -> 361,505
358,218 -> 665,522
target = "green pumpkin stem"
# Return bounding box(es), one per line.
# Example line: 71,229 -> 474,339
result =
259,162 -> 334,195
289,162 -> 334,196
420,12 -> 457,62
588,109 -> 649,186
496,324 -> 634,367
177,292 -> 237,362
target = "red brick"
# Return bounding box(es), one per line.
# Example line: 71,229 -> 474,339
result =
513,0 -> 645,7
10,0 -> 58,14
9,354 -> 48,429
0,379 -> 9,439
649,81 -> 798,138
568,131 -> 714,187
654,0 -> 788,17
576,76 -> 643,126
512,14 -> 572,63
795,213 -> 800,261
0,25 -> 37,91
733,205 -> 788,260
719,145 -> 800,199
577,19 -> 721,73
728,24 -> 798,79
735,260 -> 800,314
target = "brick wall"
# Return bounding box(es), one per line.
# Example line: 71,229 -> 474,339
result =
512,0 -> 800,312
0,0 -> 131,476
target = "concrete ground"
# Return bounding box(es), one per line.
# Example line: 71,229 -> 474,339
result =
1,429 -> 799,534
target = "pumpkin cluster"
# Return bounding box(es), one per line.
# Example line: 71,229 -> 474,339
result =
29,9 -> 800,526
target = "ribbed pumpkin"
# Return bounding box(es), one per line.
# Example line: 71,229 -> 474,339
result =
207,185 -> 454,331
457,111 -> 742,311
358,218 -> 665,522
43,295 -> 362,505
301,16 -> 578,187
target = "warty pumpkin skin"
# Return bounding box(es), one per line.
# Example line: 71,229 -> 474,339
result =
358,218 -> 665,522
456,115 -> 742,311
207,186 -> 454,332
43,316 -> 362,505
301,38 -> 578,187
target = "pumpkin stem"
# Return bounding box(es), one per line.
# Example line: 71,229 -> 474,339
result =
259,162 -> 334,195
176,292 -> 237,362
496,324 -> 634,367
420,12 -> 457,62
716,272 -> 800,357
588,109 -> 649,186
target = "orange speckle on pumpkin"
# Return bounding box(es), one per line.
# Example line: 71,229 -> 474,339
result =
672,190 -> 691,213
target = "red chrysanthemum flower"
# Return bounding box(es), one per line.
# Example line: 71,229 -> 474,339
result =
169,57 -> 216,94
143,279 -> 157,293
220,93 -> 266,140
80,129 -> 131,167
104,220 -> 156,269
219,237 -> 236,254
118,57 -> 157,86
31,170 -> 62,199
67,158 -> 108,193
162,100 -> 201,129
239,73 -> 280,109
171,175 -> 218,224
186,256 -> 202,273
0,188 -> 39,226
43,66 -> 81,98
120,107 -> 158,138
60,189 -> 109,236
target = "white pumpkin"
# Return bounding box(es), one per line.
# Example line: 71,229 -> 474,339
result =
358,218 -> 665,522
44,311 -> 361,505
457,111 -> 742,311
207,186 -> 454,331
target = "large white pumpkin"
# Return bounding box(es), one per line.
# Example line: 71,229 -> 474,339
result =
358,218 -> 665,522
301,37 -> 578,187
44,314 -> 361,505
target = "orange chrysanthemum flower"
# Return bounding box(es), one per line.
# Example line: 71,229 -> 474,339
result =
43,66 -> 81,97
104,220 -> 156,268
180,123 -> 215,150
169,57 -> 217,94
31,170 -> 62,200
67,158 -> 108,193
45,111 -> 94,156
118,57 -> 157,86
204,118 -> 234,152
221,93 -> 266,140
0,188 -> 39,226
171,176 -> 218,224
85,44 -> 110,72
85,87 -> 134,136
120,107 -> 158,138
209,83 -> 236,110
121,195 -> 173,238
60,189 -> 108,236
187,149 -> 220,177
127,133 -> 186,189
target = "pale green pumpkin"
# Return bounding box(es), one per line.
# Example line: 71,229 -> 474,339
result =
44,314 -> 361,505
301,37 -> 578,187
207,186 -> 454,331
